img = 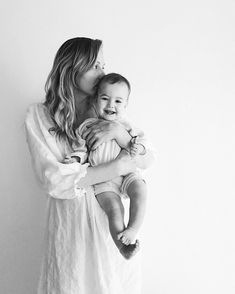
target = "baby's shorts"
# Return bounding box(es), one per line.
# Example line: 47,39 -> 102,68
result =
93,172 -> 145,199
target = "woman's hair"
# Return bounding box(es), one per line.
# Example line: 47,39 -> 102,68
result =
97,73 -> 131,96
44,37 -> 102,144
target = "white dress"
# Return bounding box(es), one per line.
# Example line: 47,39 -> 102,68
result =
25,103 -> 142,294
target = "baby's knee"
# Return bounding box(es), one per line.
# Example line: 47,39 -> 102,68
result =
127,180 -> 147,197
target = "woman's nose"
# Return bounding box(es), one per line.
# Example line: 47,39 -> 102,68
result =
95,70 -> 105,86
99,67 -> 105,76
96,64 -> 105,76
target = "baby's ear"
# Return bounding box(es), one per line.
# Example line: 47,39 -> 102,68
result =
124,99 -> 129,108
94,93 -> 99,103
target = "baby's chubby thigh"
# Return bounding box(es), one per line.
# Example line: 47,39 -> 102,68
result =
95,189 -> 125,220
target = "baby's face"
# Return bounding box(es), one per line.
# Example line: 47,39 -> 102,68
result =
96,82 -> 129,121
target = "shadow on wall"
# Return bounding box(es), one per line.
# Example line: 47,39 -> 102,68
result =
0,66 -> 47,294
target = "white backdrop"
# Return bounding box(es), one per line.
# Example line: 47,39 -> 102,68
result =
0,1 -> 235,293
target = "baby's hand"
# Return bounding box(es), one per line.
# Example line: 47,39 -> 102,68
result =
63,156 -> 80,164
130,137 -> 145,157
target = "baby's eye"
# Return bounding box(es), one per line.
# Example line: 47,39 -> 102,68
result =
94,64 -> 99,69
116,100 -> 122,104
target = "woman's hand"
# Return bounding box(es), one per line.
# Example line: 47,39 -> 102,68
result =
82,120 -> 132,150
116,149 -> 137,175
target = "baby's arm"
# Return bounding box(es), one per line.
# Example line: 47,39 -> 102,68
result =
130,136 -> 146,157
120,120 -> 155,169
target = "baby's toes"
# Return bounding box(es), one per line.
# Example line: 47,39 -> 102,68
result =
121,236 -> 128,245
117,233 -> 123,240
125,238 -> 131,245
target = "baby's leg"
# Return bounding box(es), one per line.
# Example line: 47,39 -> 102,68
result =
96,191 -> 140,259
96,192 -> 125,249
118,180 -> 147,245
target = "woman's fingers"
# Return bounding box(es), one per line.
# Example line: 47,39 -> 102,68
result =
85,131 -> 105,150
85,130 -> 98,144
83,125 -> 105,141
81,119 -> 128,150
83,126 -> 99,140
83,120 -> 117,149
83,120 -> 115,139
91,136 -> 106,150
89,132 -> 109,150
87,136 -> 98,150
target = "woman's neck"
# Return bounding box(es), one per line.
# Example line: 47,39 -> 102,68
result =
74,93 -> 92,127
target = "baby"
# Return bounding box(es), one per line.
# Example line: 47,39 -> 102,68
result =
66,73 -> 147,259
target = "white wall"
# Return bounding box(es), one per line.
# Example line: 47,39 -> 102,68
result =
0,1 -> 234,293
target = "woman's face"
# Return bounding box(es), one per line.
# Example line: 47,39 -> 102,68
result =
77,49 -> 105,98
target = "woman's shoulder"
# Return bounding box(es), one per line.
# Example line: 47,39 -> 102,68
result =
26,102 -> 45,117
25,102 -> 53,129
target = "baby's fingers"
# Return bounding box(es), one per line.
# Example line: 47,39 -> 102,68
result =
131,142 -> 139,148
131,136 -> 139,144
130,148 -> 138,157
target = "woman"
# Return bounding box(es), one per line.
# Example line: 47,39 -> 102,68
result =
25,37 -> 153,294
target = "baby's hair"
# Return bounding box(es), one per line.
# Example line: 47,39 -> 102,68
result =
97,73 -> 131,95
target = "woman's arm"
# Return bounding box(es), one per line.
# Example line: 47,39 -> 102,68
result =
82,120 -> 132,150
82,120 -> 155,169
132,149 -> 155,169
78,150 -> 136,188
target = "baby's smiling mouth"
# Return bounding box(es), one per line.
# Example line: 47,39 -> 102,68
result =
104,110 -> 116,115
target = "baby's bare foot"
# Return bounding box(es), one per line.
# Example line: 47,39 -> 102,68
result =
119,240 -> 140,260
117,227 -> 138,245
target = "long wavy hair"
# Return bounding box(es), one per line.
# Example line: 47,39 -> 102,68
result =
44,37 -> 102,144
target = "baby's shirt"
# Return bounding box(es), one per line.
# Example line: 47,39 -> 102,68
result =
69,117 -> 147,166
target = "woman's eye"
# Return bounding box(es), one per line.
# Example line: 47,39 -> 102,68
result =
101,97 -> 108,101
116,100 -> 122,104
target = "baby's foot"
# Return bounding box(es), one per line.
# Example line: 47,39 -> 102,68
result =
119,240 -> 140,260
117,227 -> 138,245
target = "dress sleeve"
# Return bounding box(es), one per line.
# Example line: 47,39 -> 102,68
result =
25,104 -> 89,200
68,118 -> 99,163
